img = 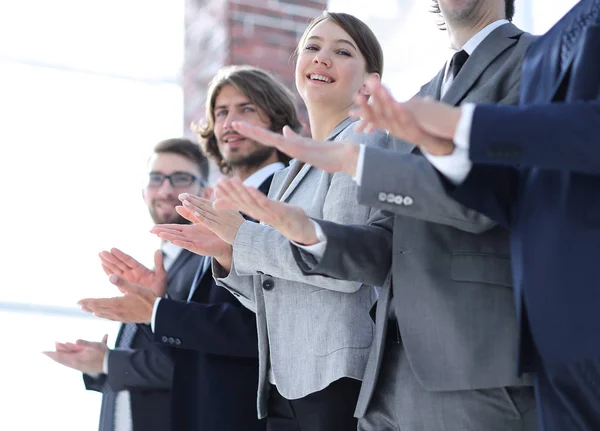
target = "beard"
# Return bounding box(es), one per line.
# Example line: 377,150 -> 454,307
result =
149,200 -> 189,225
225,144 -> 277,171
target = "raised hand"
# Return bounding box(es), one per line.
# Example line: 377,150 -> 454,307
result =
150,220 -> 233,271
213,178 -> 319,245
352,76 -> 456,156
78,275 -> 157,324
99,248 -> 167,297
231,121 -> 360,176
43,334 -> 108,374
178,193 -> 245,245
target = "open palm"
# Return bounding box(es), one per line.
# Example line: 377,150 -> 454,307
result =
99,248 -> 167,297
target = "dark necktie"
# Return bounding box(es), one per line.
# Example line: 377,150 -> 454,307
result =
449,50 -> 469,80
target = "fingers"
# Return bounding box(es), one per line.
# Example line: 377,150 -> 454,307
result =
102,334 -> 109,345
231,121 -> 283,149
111,248 -> 143,270
99,251 -> 128,275
75,339 -> 99,348
78,297 -> 127,321
176,205 -> 197,223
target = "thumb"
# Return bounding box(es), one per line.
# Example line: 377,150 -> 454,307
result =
102,334 -> 108,345
109,274 -> 137,295
282,126 -> 298,138
153,249 -> 166,274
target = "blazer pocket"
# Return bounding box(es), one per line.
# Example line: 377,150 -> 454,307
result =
451,253 -> 513,288
306,290 -> 373,357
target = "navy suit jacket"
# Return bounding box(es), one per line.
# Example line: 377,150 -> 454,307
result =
451,0 -> 600,372
142,175 -> 275,431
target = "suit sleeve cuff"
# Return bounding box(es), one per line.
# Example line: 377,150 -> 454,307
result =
351,144 -> 366,185
291,220 -> 327,260
151,298 -> 161,332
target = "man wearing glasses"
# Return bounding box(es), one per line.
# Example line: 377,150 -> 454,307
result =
44,138 -> 209,431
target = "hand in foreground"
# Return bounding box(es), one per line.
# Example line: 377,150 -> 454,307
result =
353,76 -> 457,156
99,248 -> 167,297
43,335 -> 108,374
231,121 -> 360,176
78,275 -> 157,324
150,218 -> 232,271
214,178 -> 319,245
178,193 -> 245,245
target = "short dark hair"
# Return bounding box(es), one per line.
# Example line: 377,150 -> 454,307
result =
193,65 -> 302,176
297,12 -> 384,78
152,138 -> 209,181
430,0 -> 515,27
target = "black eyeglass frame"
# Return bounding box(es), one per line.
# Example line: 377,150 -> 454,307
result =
147,171 -> 208,188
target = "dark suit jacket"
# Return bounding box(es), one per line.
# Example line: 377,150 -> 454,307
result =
451,0 -> 600,371
146,175 -> 274,431
83,249 -> 202,431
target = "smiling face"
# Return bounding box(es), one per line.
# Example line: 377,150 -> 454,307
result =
213,84 -> 277,171
142,152 -> 205,225
295,19 -> 372,111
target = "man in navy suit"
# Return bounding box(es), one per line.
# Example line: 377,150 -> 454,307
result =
338,1 -> 600,429
78,66 -> 303,430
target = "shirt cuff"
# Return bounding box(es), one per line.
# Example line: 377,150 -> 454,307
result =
454,103 -> 475,150
352,144 -> 366,186
291,220 -> 327,260
151,298 -> 161,332
103,349 -> 110,374
422,104 -> 475,185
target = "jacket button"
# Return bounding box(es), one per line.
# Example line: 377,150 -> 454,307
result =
378,192 -> 387,202
174,338 -> 181,346
403,196 -> 413,206
262,279 -> 275,291
168,337 -> 175,344
161,336 -> 168,343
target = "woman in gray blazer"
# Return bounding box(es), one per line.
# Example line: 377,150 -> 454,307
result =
155,12 -> 389,431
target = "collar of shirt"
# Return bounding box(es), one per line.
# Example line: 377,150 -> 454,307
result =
161,241 -> 183,271
242,162 -> 285,188
443,19 -> 510,80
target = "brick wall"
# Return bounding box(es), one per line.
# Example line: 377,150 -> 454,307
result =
183,0 -> 327,152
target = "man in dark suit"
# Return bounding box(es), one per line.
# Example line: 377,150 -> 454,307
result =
340,1 -> 600,429
79,66 -> 303,431
44,138 -> 209,431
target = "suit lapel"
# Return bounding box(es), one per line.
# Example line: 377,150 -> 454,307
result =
442,23 -> 523,106
276,117 -> 356,202
424,66 -> 445,100
166,248 -> 193,286
278,162 -> 313,202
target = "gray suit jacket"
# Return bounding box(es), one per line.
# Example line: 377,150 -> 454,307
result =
214,118 -> 389,418
293,23 -> 537,418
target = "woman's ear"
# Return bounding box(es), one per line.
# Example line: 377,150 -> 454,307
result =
361,72 -> 381,96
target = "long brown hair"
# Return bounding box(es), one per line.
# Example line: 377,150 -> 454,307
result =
193,65 -> 302,175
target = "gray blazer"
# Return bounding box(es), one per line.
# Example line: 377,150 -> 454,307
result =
293,23 -> 537,418
214,118 -> 388,418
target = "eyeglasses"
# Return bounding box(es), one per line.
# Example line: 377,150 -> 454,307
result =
147,171 -> 207,188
